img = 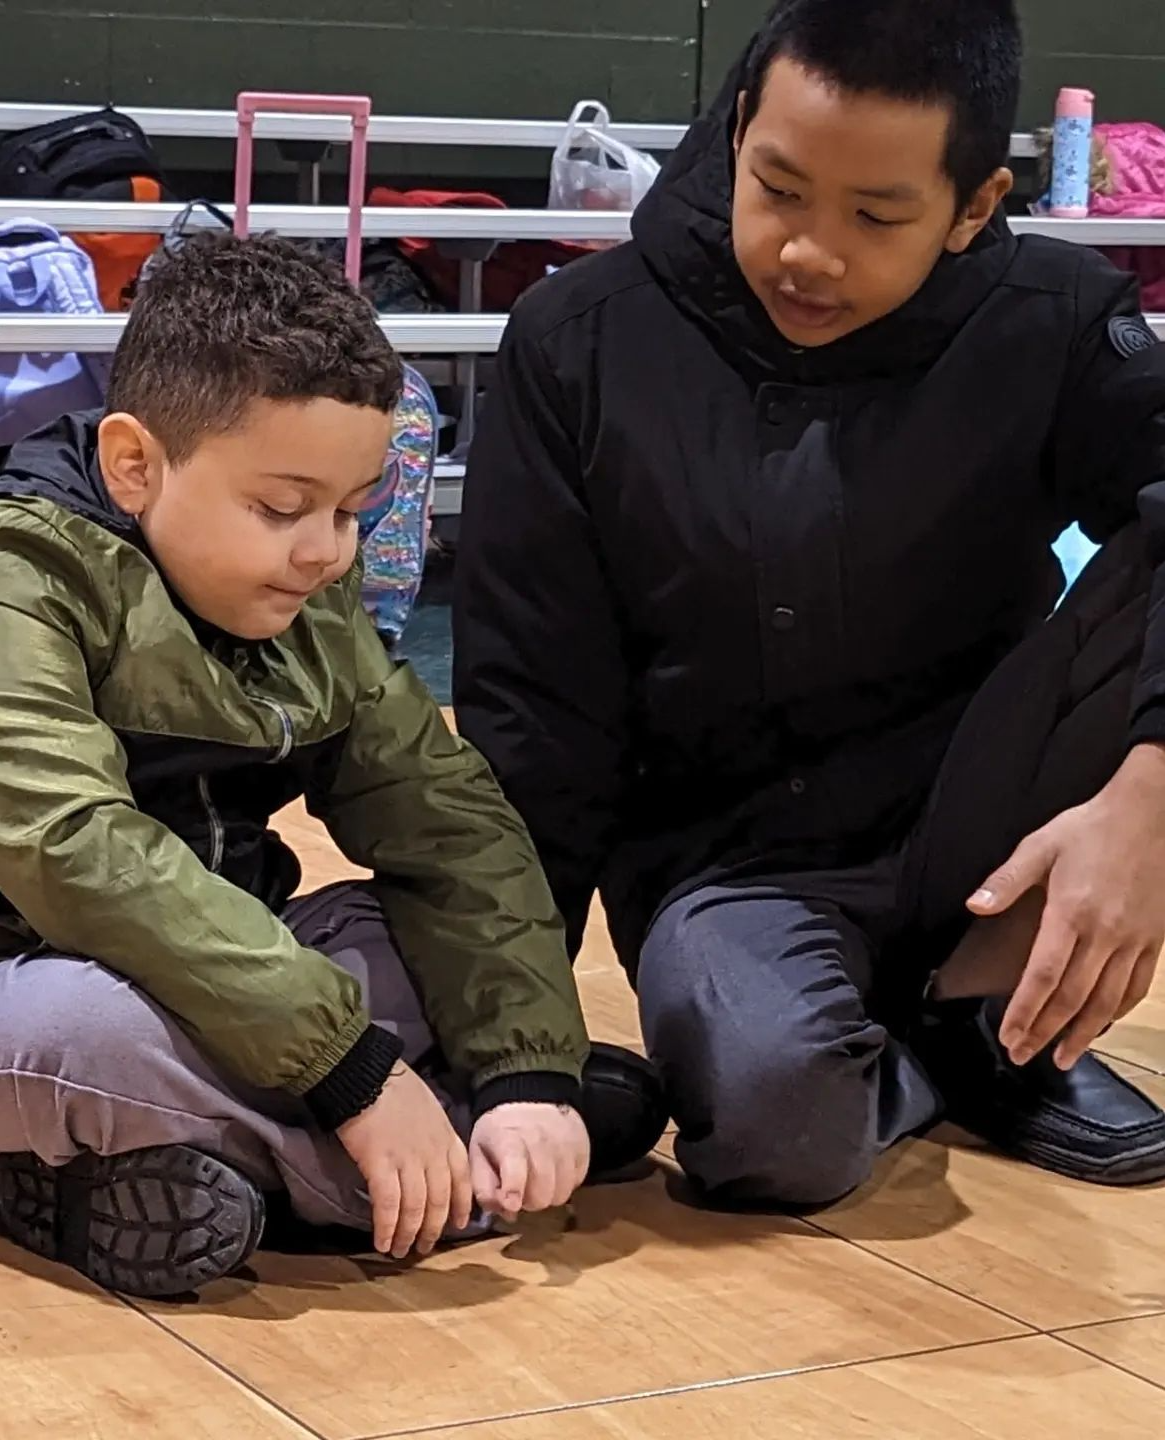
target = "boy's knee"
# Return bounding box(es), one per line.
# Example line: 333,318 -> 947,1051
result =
0,955 -> 157,1080
641,891 -> 887,1207
677,1028 -> 881,1207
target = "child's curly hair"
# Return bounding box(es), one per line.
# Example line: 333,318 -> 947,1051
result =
107,230 -> 403,462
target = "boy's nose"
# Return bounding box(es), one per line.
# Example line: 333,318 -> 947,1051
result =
779,232 -> 846,283
291,522 -> 342,573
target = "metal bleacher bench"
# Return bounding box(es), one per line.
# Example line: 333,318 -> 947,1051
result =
0,104 -> 1158,516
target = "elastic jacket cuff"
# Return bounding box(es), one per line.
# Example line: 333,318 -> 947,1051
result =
473,1071 -> 583,1121
303,1023 -> 404,1132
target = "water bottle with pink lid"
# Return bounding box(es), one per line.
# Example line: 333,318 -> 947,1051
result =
1049,87 -> 1095,218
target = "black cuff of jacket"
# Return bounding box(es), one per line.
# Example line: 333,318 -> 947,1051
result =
472,1071 -> 583,1121
1129,706 -> 1165,749
303,1023 -> 404,1132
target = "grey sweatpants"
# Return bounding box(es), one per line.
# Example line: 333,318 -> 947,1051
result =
0,883 -> 470,1229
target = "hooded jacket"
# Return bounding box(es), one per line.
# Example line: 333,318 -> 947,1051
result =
453,33 -> 1165,971
0,413 -> 588,1127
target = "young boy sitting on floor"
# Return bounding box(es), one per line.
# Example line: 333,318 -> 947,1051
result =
0,232 -> 664,1297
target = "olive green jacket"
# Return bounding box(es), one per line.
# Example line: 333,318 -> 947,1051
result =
0,414 -> 587,1121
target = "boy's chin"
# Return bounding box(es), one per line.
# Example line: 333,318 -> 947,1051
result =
234,612 -> 300,642
192,601 -> 301,643
767,305 -> 868,349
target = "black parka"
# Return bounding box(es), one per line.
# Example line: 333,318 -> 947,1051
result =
454,39 -> 1165,970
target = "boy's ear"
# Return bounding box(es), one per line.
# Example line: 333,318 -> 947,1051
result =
97,412 -> 165,518
945,167 -> 1015,255
734,91 -> 748,155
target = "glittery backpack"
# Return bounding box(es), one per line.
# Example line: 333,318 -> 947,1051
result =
357,363 -> 439,642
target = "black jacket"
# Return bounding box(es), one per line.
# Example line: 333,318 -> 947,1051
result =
453,47 -> 1165,972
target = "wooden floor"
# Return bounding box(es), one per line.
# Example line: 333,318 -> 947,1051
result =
4,799 -> 1165,1439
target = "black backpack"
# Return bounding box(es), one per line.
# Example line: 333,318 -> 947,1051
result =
0,107 -> 168,201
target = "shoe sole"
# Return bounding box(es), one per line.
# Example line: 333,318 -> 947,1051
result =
978,1117 -> 1165,1187
941,1096 -> 1165,1188
0,1145 -> 265,1297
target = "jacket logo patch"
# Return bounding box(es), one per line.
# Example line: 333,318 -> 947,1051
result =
1108,316 -> 1158,360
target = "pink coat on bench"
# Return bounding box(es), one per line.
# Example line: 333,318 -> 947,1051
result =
1093,123 -> 1165,311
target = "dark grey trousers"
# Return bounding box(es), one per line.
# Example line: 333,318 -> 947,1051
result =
638,530 -> 1151,1206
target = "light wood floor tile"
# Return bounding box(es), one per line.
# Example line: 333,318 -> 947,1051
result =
577,963 -> 643,1054
140,1165 -> 1022,1439
273,802 -> 368,892
0,1271 -> 312,1439
1062,1311 -> 1165,1387
814,1071 -> 1165,1330
0,1237 -> 115,1309
408,1335 -> 1163,1440
575,898 -> 622,977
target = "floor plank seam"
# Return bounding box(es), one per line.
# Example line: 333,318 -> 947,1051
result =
120,1294 -> 328,1440
1050,1329 -> 1165,1395
353,1334 -> 1042,1440
798,1215 -> 1039,1335
1051,1308 -> 1165,1336
1096,1048 -> 1164,1078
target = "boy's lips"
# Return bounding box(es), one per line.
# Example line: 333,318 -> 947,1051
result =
773,286 -> 847,329
267,584 -> 316,601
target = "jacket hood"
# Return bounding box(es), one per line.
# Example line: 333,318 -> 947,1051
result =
0,410 -> 136,538
631,19 -> 1017,385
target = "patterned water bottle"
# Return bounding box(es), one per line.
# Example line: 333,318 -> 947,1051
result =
1049,87 -> 1094,218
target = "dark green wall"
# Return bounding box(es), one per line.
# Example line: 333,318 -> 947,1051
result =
0,0 -> 1161,179
0,1 -> 701,119
701,1 -> 1165,129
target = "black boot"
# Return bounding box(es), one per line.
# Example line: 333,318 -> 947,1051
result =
912,996 -> 1165,1186
0,1145 -> 266,1295
580,1042 -> 669,1178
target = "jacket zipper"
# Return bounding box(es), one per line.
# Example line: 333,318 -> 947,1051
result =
255,697 -> 295,762
197,775 -> 225,874
196,699 -> 292,875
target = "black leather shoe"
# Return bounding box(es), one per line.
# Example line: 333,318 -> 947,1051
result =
0,1145 -> 265,1295
912,997 -> 1165,1186
580,1043 -> 669,1178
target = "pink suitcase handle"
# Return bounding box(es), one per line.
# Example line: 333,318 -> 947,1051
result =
234,91 -> 371,283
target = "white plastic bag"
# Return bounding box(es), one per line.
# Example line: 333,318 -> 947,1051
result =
549,101 -> 661,228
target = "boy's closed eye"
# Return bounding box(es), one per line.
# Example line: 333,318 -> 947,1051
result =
253,472 -> 383,525
756,176 -> 916,229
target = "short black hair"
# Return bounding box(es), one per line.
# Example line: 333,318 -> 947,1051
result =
739,0 -> 1022,209
107,231 -> 403,463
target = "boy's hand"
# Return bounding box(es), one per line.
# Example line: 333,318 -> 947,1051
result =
337,1060 -> 473,1259
469,1103 -> 590,1220
968,743 -> 1165,1071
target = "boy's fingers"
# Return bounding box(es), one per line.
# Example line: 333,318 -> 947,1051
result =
1116,949 -> 1159,1022
391,1165 -> 427,1259
469,1141 -> 499,1212
522,1141 -> 557,1212
449,1142 -> 474,1233
968,835 -> 1053,916
1016,934 -> 1110,1064
416,1162 -> 452,1256
999,906 -> 1078,1060
369,1166 -> 401,1256
1052,946 -> 1137,1072
553,1147 -> 579,1209
496,1138 -> 529,1217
